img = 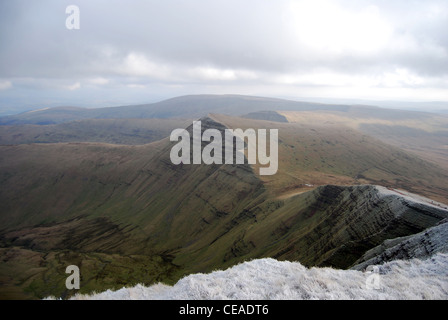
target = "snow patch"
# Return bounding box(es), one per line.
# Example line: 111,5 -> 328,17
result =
375,185 -> 448,211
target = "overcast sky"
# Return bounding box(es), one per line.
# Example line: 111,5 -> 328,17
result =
1,0 -> 448,113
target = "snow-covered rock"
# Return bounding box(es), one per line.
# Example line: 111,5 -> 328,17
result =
63,253 -> 448,300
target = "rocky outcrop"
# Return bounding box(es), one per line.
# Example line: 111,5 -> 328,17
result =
266,184 -> 448,268
352,218 -> 448,270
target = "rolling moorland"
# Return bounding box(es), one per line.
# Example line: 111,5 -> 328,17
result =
0,95 -> 447,299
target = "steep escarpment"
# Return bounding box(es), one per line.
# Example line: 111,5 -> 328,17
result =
0,117 -> 267,298
242,184 -> 448,268
352,218 -> 448,270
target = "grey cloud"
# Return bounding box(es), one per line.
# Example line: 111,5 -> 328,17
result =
1,0 -> 448,110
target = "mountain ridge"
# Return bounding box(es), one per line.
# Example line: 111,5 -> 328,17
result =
2,94 -> 445,125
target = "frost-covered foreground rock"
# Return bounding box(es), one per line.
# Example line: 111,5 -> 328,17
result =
64,253 -> 448,300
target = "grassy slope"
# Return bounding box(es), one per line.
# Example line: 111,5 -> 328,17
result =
213,114 -> 448,203
280,110 -> 448,171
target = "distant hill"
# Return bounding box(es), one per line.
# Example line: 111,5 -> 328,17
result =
1,95 -> 444,127
3,94 -> 447,172
280,110 -> 448,171
0,95 -> 353,125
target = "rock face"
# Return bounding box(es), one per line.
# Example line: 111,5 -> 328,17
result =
352,218 -> 448,270
266,184 -> 448,268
